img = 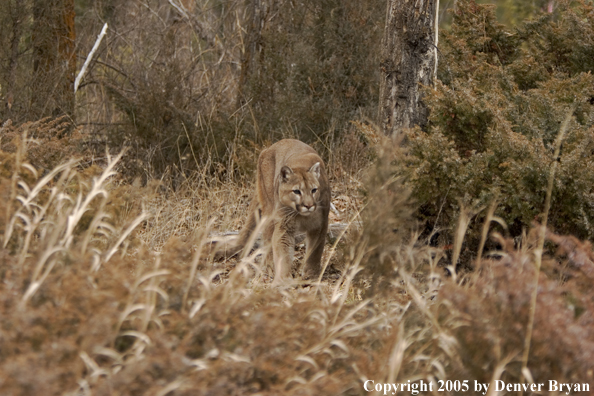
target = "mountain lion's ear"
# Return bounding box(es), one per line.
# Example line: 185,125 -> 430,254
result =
280,166 -> 293,181
308,162 -> 321,179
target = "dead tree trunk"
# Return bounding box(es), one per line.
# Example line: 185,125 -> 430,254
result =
31,0 -> 76,120
237,0 -> 267,110
379,0 -> 438,137
5,0 -> 26,117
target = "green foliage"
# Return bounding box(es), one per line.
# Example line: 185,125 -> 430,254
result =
405,0 -> 594,240
440,0 -> 556,29
479,0 -> 554,27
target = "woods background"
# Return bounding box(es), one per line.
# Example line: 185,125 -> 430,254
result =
2,1 -> 594,395
0,0 -> 555,179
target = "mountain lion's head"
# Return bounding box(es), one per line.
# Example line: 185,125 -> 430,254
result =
278,162 -> 323,216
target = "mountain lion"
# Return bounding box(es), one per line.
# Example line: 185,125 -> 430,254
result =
231,139 -> 330,285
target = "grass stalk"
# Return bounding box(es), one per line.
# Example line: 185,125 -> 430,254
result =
3,127 -> 27,248
181,223 -> 212,312
101,212 -> 149,268
61,152 -> 123,248
520,103 -> 576,387
449,205 -> 475,283
315,203 -> 365,294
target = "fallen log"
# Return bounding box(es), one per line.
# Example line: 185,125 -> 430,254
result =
208,222 -> 358,255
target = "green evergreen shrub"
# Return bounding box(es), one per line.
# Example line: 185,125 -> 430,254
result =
404,0 -> 594,243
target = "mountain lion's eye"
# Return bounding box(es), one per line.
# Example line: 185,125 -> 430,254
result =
293,189 -> 301,195
312,188 -> 318,194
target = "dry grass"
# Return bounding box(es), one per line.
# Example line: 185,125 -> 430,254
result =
1,122 -> 594,396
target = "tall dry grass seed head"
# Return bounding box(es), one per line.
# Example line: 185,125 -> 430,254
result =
0,125 -> 152,394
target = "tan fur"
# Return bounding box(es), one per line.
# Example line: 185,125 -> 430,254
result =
234,139 -> 330,285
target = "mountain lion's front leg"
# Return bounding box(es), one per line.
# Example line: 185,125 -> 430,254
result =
271,222 -> 295,286
302,227 -> 326,281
